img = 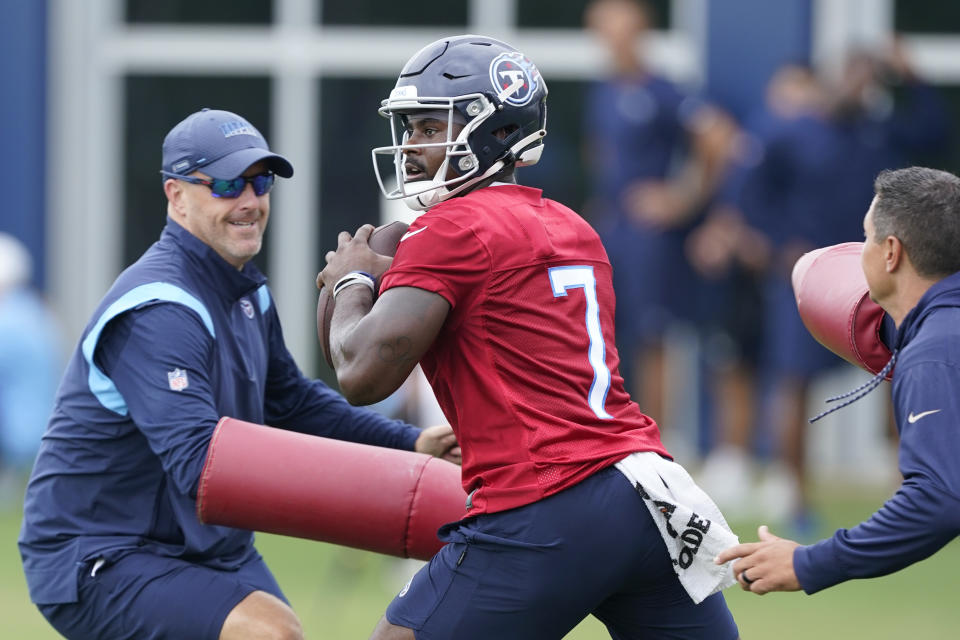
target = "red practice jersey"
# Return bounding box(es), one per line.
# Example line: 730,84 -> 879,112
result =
380,185 -> 669,516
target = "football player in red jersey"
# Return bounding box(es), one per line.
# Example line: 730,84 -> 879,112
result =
320,35 -> 741,640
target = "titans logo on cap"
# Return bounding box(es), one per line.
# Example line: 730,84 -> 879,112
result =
219,120 -> 260,139
488,52 -> 540,106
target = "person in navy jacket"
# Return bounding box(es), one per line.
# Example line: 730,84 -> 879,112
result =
716,166 -> 960,596
19,108 -> 459,640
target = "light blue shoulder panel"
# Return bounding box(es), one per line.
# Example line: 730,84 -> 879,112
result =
256,284 -> 271,314
80,282 -> 215,415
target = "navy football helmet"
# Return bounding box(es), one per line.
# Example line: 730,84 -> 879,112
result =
372,35 -> 549,210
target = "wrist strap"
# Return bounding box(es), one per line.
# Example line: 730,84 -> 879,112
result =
332,271 -> 376,299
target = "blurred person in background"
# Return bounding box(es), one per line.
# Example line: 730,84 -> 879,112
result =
766,44 -> 949,535
694,62 -> 845,533
19,108 -> 457,640
695,43 -> 949,536
718,166 -> 960,597
0,233 -> 61,504
685,110 -> 772,520
829,38 -> 951,242
582,0 -> 736,427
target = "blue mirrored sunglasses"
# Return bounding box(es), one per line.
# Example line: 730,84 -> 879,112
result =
161,171 -> 275,198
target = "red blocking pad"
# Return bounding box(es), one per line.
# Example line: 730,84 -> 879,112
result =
197,417 -> 467,560
792,242 -> 892,378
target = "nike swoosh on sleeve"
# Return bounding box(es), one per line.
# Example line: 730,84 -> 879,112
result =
400,226 -> 428,242
907,409 -> 941,423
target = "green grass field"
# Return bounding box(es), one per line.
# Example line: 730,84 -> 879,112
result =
3,483 -> 958,638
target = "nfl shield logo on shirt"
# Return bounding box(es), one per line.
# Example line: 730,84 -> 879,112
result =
167,368 -> 189,392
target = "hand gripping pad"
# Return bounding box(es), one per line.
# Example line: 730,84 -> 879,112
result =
196,417 -> 467,560
792,242 -> 893,378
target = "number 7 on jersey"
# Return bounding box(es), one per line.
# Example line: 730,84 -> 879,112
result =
548,266 -> 613,419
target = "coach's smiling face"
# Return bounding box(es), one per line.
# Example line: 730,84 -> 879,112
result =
165,161 -> 271,270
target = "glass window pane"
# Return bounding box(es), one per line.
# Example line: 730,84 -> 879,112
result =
517,0 -> 670,29
314,76 -> 395,381
317,76 -> 394,243
316,75 -> 588,249
316,76 -> 587,239
515,80 -> 588,215
125,0 -> 272,25
313,75 -> 588,374
123,75 -> 272,269
893,84 -> 960,176
320,0 -> 467,26
894,2 -> 960,33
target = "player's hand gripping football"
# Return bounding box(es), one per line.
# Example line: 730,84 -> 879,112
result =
317,224 -> 395,292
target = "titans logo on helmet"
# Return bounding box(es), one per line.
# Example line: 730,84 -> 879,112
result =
488,52 -> 541,106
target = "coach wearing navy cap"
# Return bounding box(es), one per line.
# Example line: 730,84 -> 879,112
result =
161,108 -> 294,182
19,108 -> 457,639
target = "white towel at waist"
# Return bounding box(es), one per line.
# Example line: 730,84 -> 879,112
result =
615,451 -> 739,604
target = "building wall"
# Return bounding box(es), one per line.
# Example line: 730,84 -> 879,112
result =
0,0 -> 48,288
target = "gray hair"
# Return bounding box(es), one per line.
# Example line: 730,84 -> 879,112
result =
872,166 -> 960,278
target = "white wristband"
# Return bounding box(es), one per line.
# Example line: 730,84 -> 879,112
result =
332,271 -> 376,299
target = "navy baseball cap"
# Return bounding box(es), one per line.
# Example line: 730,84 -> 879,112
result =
161,108 -> 294,180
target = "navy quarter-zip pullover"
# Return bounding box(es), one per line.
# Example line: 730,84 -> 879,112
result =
19,218 -> 420,604
795,269 -> 960,593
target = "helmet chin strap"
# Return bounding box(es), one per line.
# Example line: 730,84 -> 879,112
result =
403,129 -> 547,211
403,159 -> 502,211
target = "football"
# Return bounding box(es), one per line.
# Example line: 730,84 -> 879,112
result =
317,221 -> 410,368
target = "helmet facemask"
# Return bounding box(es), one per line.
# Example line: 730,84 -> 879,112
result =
373,93 -> 487,211
372,75 -> 546,211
